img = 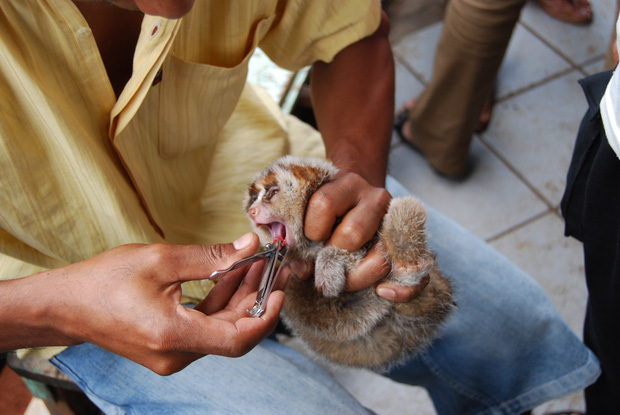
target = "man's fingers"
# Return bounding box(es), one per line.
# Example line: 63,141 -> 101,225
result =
170,233 -> 261,283
345,244 -> 430,302
304,173 -> 391,252
344,245 -> 390,291
328,193 -> 388,252
194,260 -> 258,314
272,267 -> 292,291
304,178 -> 361,242
376,274 -> 430,302
177,290 -> 285,357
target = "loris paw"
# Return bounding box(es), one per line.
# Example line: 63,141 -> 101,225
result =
314,246 -> 363,297
390,253 -> 435,286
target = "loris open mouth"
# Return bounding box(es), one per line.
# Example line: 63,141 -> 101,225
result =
263,222 -> 288,245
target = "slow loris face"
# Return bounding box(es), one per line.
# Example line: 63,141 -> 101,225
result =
244,156 -> 337,253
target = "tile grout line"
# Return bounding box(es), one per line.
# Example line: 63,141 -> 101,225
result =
494,66 -> 576,103
485,208 -> 554,243
393,51 -> 429,86
476,133 -> 556,209
518,20 -> 606,76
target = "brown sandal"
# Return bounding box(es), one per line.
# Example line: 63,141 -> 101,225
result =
474,88 -> 494,133
393,106 -> 472,181
534,0 -> 593,25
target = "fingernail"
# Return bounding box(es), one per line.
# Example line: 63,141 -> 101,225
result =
377,287 -> 396,300
233,233 -> 253,250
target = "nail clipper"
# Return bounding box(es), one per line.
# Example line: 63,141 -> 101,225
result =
208,240 -> 289,317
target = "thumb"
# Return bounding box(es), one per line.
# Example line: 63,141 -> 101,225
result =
175,232 -> 261,283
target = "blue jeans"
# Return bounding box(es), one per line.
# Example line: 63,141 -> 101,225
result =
52,177 -> 600,415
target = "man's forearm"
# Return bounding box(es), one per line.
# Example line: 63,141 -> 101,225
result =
310,11 -> 394,187
0,272 -> 78,352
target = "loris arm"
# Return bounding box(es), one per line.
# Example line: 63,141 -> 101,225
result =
303,12 -> 425,302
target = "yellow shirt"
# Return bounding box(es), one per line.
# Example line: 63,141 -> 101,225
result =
0,0 -> 380,357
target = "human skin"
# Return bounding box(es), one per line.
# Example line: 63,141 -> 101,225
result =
0,0 -> 423,374
0,234 -> 287,375
75,0 -> 196,18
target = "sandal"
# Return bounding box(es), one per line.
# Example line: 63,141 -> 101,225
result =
475,89 -> 494,133
534,0 -> 593,25
393,107 -> 471,181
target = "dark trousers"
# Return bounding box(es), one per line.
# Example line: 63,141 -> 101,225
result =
561,70 -> 620,414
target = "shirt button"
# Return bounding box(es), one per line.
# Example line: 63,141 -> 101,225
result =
149,21 -> 162,39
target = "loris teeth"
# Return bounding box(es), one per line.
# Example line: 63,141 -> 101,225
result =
269,222 -> 287,244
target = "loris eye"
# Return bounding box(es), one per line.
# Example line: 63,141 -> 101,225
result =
265,186 -> 279,201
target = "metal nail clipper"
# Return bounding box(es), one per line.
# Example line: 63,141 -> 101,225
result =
209,240 -> 289,317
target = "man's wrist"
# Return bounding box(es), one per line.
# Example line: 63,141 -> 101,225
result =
0,271 -> 78,351
327,145 -> 388,188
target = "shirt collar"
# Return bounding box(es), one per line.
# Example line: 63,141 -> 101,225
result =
110,16 -> 182,139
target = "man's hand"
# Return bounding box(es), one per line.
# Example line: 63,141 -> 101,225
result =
305,172 -> 391,252
0,233 -> 286,375
293,172 -> 427,303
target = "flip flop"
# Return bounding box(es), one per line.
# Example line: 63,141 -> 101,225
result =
394,107 -> 427,157
393,108 -> 472,181
534,0 -> 593,25
474,88 -> 495,133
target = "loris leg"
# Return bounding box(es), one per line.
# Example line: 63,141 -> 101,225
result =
390,254 -> 435,286
380,197 -> 435,286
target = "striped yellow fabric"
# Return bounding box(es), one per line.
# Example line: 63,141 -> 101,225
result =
0,0 -> 380,358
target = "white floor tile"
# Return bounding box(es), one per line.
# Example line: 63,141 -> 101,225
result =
480,70 -> 586,206
392,22 -> 443,84
519,1 -> 616,65
582,58 -> 608,76
532,390 -> 586,415
392,62 -> 426,148
394,60 -> 425,112
388,136 -> 547,241
24,398 -> 51,415
498,23 -> 572,99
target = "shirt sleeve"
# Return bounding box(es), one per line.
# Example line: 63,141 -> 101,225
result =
259,0 -> 381,71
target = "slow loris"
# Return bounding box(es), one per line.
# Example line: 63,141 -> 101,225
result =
245,156 -> 454,372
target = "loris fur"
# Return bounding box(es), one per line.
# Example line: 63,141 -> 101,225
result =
244,156 -> 455,372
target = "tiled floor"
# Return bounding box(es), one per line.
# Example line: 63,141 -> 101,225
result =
322,0 -> 616,413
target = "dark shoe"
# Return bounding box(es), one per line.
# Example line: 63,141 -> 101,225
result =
393,108 -> 472,181
535,0 -> 593,25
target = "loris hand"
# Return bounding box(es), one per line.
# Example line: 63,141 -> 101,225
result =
0,233 -> 285,375
300,171 -> 425,302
